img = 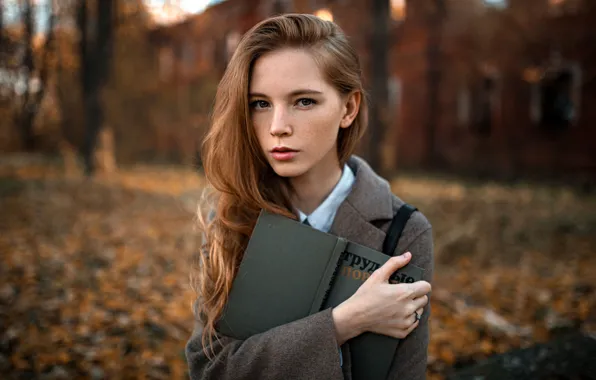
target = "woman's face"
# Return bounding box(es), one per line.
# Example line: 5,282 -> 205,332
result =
249,48 -> 359,179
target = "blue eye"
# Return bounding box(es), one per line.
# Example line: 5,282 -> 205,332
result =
297,98 -> 316,107
250,100 -> 270,110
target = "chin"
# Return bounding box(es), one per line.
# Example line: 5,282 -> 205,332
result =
269,161 -> 310,178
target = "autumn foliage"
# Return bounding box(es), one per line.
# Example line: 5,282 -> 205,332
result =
1,156 -> 594,379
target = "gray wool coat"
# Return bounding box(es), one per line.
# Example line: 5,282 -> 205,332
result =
185,156 -> 434,380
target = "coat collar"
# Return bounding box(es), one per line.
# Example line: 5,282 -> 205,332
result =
329,156 -> 395,251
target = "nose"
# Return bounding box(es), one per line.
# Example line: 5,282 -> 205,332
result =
269,106 -> 292,137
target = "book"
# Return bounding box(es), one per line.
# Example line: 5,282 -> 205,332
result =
322,242 -> 423,380
216,210 -> 424,379
216,210 -> 348,340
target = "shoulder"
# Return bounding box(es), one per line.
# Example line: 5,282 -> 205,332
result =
387,194 -> 434,283
388,193 -> 432,239
347,155 -> 431,234
388,195 -> 433,285
337,156 -> 432,255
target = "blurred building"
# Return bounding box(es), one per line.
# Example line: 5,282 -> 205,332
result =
148,0 -> 596,179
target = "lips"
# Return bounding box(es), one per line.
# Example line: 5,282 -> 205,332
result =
271,147 -> 297,153
270,146 -> 299,161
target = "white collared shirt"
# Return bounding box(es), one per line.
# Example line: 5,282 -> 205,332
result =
297,164 -> 355,233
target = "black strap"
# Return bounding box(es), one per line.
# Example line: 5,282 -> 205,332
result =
382,203 -> 418,256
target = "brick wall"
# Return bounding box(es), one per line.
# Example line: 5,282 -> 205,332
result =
149,0 -> 596,178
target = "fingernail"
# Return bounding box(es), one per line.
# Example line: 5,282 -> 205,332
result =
403,252 -> 411,258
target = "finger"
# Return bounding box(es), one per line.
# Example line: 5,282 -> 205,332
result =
405,281 -> 432,298
411,295 -> 429,311
405,307 -> 424,326
371,252 -> 411,282
396,312 -> 414,329
408,307 -> 424,325
410,311 -> 418,325
415,308 -> 424,321
408,318 -> 420,332
398,318 -> 420,338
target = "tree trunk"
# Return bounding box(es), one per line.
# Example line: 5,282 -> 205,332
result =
0,0 -> 4,46
16,0 -> 56,152
368,0 -> 390,174
18,0 -> 35,151
78,0 -> 116,176
426,0 -> 446,168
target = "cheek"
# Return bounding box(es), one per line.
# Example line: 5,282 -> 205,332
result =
307,109 -> 341,139
252,113 -> 270,141
301,111 -> 341,151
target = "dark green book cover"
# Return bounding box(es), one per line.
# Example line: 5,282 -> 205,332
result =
216,210 -> 347,339
217,210 -> 424,379
323,242 -> 424,380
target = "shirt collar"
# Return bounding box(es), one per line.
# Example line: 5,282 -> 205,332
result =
297,164 -> 355,233
328,156 -> 396,251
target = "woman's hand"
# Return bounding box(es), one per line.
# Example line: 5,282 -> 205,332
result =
332,252 -> 431,345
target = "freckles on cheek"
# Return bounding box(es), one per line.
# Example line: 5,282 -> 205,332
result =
315,112 -> 342,141
305,124 -> 337,154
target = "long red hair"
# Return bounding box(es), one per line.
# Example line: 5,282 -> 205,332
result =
192,13 -> 369,356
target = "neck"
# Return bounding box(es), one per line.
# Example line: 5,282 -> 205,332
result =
290,156 -> 343,216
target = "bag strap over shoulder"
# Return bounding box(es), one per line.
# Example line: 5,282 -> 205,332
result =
382,203 -> 418,256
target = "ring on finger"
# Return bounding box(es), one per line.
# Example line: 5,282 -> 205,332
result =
414,310 -> 421,322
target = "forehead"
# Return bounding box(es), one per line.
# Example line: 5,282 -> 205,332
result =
249,48 -> 330,95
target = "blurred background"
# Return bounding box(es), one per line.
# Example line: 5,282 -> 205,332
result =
0,0 -> 594,379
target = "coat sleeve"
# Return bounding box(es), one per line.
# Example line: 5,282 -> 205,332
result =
387,212 -> 434,380
185,307 -> 345,380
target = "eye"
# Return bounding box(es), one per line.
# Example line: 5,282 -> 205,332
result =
296,98 -> 317,108
250,100 -> 270,110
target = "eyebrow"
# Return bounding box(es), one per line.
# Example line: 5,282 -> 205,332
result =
249,89 -> 323,98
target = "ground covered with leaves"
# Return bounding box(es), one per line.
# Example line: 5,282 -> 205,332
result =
1,155 -> 595,379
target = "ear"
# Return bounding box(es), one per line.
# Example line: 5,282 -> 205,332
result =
340,91 -> 362,129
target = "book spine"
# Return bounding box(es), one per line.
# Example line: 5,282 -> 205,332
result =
319,251 -> 344,310
308,237 -> 348,314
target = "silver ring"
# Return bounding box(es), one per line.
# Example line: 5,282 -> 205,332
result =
414,311 -> 421,321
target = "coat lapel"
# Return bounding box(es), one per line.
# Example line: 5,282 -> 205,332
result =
329,156 -> 394,252
329,156 -> 396,380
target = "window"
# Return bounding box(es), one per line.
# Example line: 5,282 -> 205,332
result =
536,67 -> 580,131
158,47 -> 174,82
181,40 -> 195,76
474,76 -> 496,135
458,73 -> 499,136
457,87 -> 471,127
388,76 -> 402,116
226,31 -> 241,62
527,57 -> 581,132
213,36 -> 227,71
200,39 -> 215,67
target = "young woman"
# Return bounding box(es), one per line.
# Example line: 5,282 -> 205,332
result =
186,14 -> 433,380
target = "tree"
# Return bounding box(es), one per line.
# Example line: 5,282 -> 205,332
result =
0,0 -> 4,46
368,0 -> 390,174
77,0 -> 116,176
426,0 -> 446,168
0,0 -> 7,68
16,0 -> 56,151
